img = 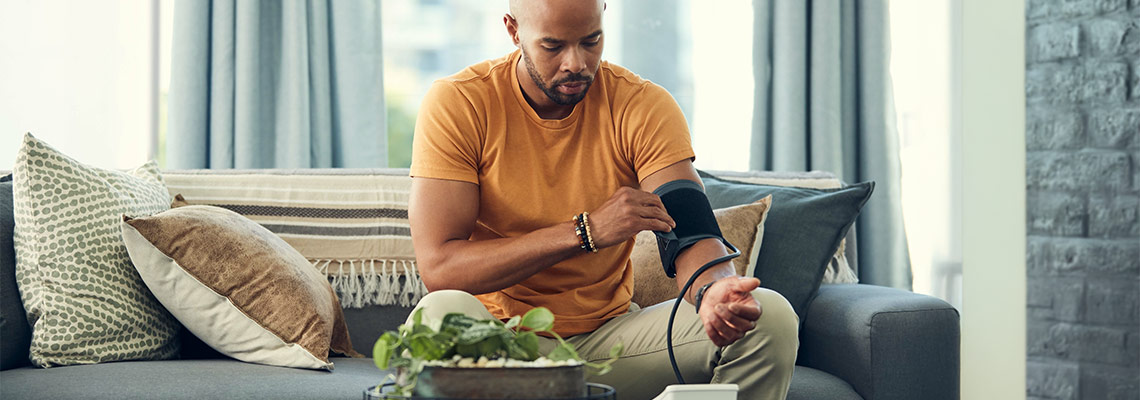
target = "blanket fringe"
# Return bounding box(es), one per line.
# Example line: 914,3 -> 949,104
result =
313,259 -> 427,308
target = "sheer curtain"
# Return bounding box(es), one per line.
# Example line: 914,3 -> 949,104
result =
750,0 -> 911,289
167,0 -> 386,169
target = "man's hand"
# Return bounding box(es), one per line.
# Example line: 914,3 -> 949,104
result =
698,276 -> 763,347
588,187 -> 676,248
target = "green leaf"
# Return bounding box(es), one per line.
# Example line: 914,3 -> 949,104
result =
372,332 -> 401,370
586,361 -> 613,376
583,342 -> 623,377
609,342 -> 624,358
520,307 -> 555,331
505,339 -> 529,360
408,333 -> 448,360
517,332 -> 538,360
411,308 -> 424,326
504,315 -> 521,330
457,323 -> 506,345
411,322 -> 434,336
477,335 -> 505,357
373,337 -> 391,370
513,331 -> 540,361
456,342 -> 481,358
547,341 -> 579,362
441,313 -> 478,335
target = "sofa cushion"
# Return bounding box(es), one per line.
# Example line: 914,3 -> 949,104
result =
707,171 -> 859,284
698,170 -> 873,321
11,133 -> 180,367
629,197 -> 772,307
0,175 -> 32,371
0,357 -> 381,399
162,170 -> 423,309
122,200 -> 360,370
788,366 -> 864,400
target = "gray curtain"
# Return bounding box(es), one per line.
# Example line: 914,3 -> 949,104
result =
751,0 -> 910,289
168,0 -> 386,169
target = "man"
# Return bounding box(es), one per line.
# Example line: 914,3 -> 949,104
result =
407,0 -> 797,398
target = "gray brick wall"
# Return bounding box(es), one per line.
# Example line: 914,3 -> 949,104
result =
1026,1 -> 1140,399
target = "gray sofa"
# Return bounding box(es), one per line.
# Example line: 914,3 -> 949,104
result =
0,169 -> 959,399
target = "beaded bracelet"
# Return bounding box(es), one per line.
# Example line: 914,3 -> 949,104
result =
581,212 -> 598,253
572,212 -> 598,253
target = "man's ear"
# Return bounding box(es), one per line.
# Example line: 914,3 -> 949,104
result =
503,13 -> 521,47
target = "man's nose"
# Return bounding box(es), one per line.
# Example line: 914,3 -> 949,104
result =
561,46 -> 587,74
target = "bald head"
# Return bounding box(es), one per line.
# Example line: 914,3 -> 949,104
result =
508,0 -> 605,30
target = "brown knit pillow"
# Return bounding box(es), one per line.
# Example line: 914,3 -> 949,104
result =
121,201 -> 362,370
630,196 -> 772,307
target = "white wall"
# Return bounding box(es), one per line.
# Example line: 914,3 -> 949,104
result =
0,0 -> 156,171
959,0 -> 1026,398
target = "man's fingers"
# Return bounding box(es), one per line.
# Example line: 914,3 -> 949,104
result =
716,304 -> 756,331
638,200 -> 675,229
706,313 -> 737,340
704,314 -> 745,347
642,217 -> 673,233
730,276 -> 761,292
727,302 -> 762,321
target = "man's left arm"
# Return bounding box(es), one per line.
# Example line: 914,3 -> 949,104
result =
640,160 -> 763,347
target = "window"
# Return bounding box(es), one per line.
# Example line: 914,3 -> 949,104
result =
889,0 -> 960,308
0,0 -> 161,170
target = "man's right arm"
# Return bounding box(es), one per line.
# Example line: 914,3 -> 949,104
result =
409,177 -> 583,294
409,177 -> 677,294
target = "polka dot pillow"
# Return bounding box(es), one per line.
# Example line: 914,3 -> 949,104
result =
12,133 -> 179,367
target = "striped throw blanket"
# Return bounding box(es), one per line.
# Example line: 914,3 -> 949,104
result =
163,169 -> 424,308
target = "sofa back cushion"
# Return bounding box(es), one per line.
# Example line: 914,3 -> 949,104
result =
0,175 -> 32,370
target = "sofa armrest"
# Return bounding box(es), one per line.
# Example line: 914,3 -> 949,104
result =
798,284 -> 959,400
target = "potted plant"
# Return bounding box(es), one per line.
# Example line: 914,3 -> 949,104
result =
368,307 -> 621,399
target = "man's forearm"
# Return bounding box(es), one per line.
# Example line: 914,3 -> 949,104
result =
673,238 -> 739,304
419,220 -> 584,294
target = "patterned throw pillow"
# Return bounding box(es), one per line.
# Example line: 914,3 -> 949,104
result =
122,200 -> 361,370
630,197 -> 772,308
12,133 -> 179,367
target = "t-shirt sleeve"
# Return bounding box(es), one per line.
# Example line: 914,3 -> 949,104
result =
409,81 -> 483,184
622,82 -> 696,183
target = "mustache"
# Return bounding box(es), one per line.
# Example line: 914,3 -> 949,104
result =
553,74 -> 592,86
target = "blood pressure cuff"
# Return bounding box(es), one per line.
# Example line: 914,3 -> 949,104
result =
652,179 -> 727,278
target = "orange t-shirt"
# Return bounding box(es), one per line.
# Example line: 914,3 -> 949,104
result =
409,50 -> 695,336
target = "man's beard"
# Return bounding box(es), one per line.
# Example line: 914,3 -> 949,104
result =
522,48 -> 594,106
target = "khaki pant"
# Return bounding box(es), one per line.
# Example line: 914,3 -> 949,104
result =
409,289 -> 798,400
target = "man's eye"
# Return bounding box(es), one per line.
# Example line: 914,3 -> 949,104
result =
583,41 -> 599,47
543,46 -> 562,52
